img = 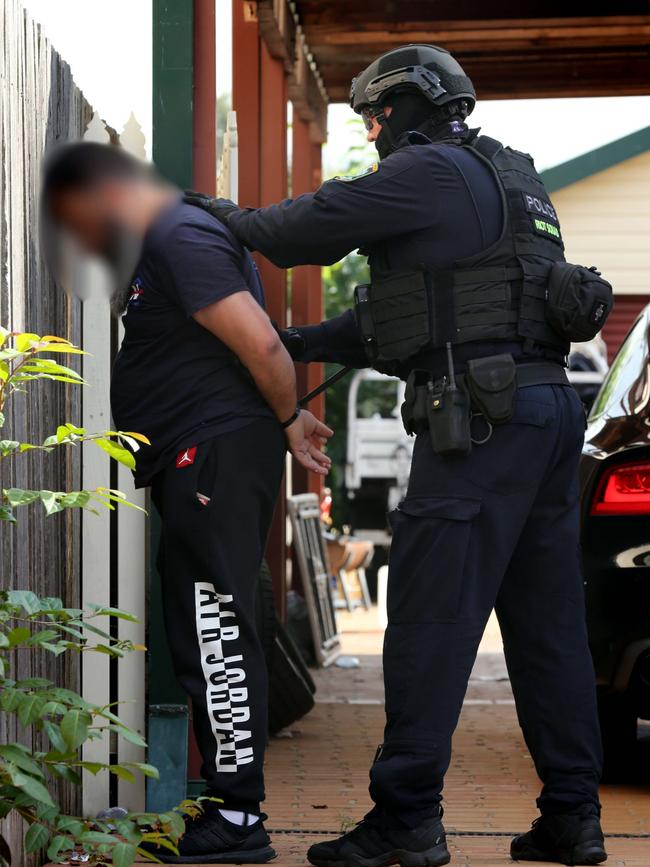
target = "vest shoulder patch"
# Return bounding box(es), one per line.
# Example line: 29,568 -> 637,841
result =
335,163 -> 379,183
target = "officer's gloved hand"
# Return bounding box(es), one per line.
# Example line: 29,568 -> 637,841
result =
183,191 -> 241,226
277,326 -> 306,361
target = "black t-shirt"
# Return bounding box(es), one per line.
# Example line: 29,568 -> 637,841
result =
111,200 -> 274,487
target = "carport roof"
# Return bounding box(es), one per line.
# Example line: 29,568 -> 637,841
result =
292,2 -> 650,103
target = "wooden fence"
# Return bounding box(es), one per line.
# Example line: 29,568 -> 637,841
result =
0,1 -> 147,861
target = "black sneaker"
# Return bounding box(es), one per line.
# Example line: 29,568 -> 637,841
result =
511,805 -> 607,865
140,805 -> 276,864
307,814 -> 450,867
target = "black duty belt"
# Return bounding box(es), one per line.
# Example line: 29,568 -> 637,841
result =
515,361 -> 569,388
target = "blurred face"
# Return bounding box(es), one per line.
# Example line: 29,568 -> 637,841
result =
49,180 -> 136,259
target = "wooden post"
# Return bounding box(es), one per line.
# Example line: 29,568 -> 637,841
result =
193,0 -> 217,194
232,0 -> 261,209
233,0 -> 289,618
291,113 -> 324,498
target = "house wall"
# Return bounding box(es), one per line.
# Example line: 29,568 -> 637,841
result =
552,149 -> 650,358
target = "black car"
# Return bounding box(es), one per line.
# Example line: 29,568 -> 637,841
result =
580,304 -> 650,772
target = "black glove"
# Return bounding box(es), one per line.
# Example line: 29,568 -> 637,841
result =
276,326 -> 306,361
183,190 -> 241,226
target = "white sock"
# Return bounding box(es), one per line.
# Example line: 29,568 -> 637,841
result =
219,809 -> 258,826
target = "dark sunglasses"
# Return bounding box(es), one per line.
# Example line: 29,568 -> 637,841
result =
360,106 -> 384,131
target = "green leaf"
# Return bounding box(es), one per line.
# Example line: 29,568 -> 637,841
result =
49,763 -> 81,784
21,362 -> 84,381
14,333 -> 40,352
26,629 -> 60,646
0,348 -> 23,361
42,721 -> 68,754
39,490 -> 63,516
109,765 -> 136,784
0,687 -> 21,712
94,438 -> 136,469
127,762 -> 159,780
5,767 -> 56,807
88,606 -> 139,623
6,589 -> 41,614
0,506 -> 15,523
47,835 -> 74,860
24,821 -> 49,853
161,810 -> 186,838
55,816 -> 84,836
14,677 -> 52,688
32,343 -> 85,355
78,830 -> 118,844
0,440 -> 20,456
60,709 -> 91,750
4,491 -> 43,509
7,626 -> 31,646
112,842 -> 137,867
17,694 -> 46,727
0,745 -> 44,778
108,725 -> 147,747
58,490 -> 91,509
79,761 -> 106,775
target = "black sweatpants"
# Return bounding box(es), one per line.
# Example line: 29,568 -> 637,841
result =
369,384 -> 603,825
151,418 -> 286,814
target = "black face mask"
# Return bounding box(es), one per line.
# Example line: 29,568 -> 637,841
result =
374,92 -> 433,159
374,91 -> 469,159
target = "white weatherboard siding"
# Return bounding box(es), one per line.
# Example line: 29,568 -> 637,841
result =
552,150 -> 650,296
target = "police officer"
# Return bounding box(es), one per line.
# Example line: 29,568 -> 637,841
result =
189,44 -> 608,867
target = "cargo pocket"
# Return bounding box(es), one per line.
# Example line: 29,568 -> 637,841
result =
387,496 -> 481,624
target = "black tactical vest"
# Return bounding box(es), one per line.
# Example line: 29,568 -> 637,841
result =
362,134 -> 571,363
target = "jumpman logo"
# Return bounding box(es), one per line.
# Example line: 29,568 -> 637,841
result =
176,445 -> 197,468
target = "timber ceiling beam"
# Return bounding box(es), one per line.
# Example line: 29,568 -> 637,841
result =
293,2 -> 650,102
254,0 -> 328,141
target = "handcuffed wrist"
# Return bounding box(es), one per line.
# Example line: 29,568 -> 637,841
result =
280,406 -> 301,429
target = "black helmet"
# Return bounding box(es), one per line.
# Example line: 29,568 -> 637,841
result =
350,44 -> 476,116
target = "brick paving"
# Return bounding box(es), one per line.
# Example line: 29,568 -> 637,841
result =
259,608 -> 650,866
68,608 -> 650,866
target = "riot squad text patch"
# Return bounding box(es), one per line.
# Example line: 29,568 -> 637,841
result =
521,192 -> 563,245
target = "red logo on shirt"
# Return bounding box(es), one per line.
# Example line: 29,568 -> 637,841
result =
176,446 -> 197,468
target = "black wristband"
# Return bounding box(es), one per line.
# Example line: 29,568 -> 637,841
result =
280,406 -> 301,429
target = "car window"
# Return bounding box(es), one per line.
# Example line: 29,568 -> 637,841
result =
589,314 -> 649,421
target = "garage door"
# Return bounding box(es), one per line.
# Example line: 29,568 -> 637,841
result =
601,294 -> 650,363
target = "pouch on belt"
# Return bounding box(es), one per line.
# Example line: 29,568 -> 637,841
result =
466,353 -> 517,424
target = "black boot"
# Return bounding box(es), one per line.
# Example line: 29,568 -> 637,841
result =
140,804 -> 276,864
307,813 -> 450,867
511,805 -> 607,865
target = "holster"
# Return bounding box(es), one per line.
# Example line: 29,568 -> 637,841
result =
465,353 -> 517,424
401,370 -> 431,436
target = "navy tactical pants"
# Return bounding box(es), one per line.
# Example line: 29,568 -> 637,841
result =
369,384 -> 602,825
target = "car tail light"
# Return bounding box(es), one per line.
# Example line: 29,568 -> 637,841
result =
590,462 -> 650,515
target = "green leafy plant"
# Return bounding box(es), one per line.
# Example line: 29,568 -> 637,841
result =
0,328 -> 203,865
0,327 -> 149,523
